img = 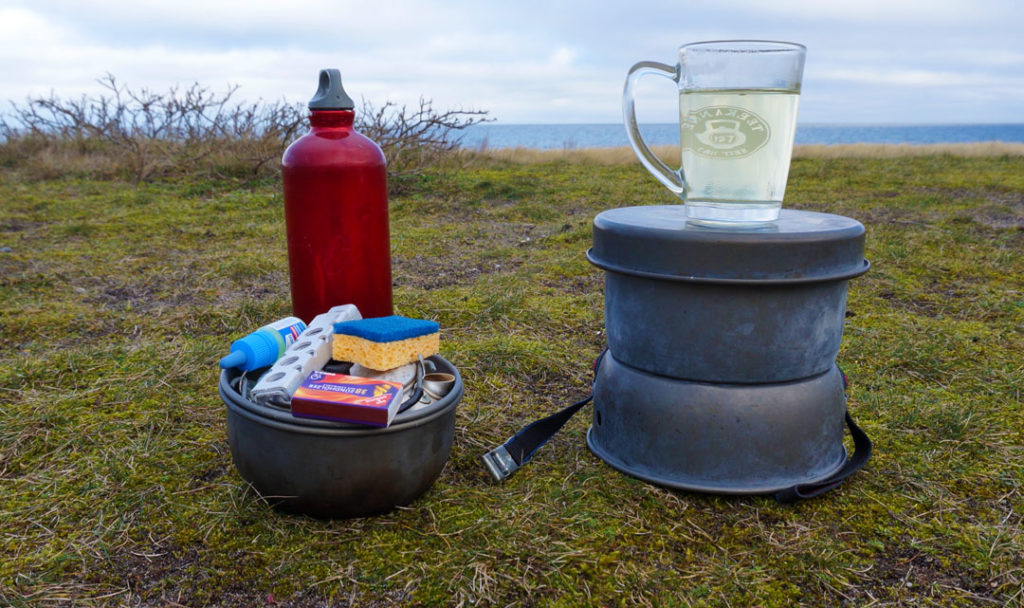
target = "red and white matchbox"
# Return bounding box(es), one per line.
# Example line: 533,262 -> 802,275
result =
290,371 -> 404,427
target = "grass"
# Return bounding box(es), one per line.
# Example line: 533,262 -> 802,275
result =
1,148 -> 1022,607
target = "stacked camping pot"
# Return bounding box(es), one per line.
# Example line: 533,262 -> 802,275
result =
586,206 -> 869,495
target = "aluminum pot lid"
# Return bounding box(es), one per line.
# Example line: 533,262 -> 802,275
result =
588,206 -> 868,283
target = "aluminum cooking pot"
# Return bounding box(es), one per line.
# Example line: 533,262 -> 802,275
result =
588,206 -> 868,384
219,355 -> 462,519
589,351 -> 848,494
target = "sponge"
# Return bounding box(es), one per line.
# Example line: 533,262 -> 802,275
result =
332,315 -> 440,371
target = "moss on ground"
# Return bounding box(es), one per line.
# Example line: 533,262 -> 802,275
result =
1,156 -> 1022,606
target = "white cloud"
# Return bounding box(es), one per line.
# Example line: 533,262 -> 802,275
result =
550,47 -> 577,67
730,0 -> 1012,24
0,0 -> 1021,123
815,67 -> 1013,87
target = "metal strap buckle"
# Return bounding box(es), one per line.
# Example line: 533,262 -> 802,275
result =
481,444 -> 519,482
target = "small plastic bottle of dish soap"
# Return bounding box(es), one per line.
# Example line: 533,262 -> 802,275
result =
219,317 -> 307,372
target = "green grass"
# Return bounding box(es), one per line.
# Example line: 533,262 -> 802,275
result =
1,155 -> 1022,607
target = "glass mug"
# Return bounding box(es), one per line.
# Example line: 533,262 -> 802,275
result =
623,40 -> 806,224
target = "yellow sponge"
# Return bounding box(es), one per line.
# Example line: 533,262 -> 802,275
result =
332,315 -> 440,371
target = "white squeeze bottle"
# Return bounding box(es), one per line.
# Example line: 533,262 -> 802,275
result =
219,317 -> 307,372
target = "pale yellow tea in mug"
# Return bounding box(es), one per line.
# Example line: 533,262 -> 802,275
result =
680,88 -> 799,217
624,41 -> 806,224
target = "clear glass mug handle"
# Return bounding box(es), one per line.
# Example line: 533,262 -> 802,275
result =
622,61 -> 683,195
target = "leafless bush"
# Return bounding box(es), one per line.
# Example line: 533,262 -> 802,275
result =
1,74 -> 306,181
1,75 -> 491,189
356,97 -> 492,190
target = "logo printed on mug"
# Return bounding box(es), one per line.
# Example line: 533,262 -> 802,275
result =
684,106 -> 771,158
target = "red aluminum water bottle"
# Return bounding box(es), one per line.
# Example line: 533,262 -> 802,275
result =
282,69 -> 394,322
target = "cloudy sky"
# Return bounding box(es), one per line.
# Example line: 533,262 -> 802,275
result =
1,0 -> 1021,125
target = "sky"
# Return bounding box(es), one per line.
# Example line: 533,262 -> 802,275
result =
0,0 -> 1022,125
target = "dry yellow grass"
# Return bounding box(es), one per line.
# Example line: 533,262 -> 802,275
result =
794,141 -> 1024,158
476,145 -> 670,165
478,141 -> 1024,164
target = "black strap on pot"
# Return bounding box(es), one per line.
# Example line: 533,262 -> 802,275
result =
773,411 -> 872,503
481,351 -> 605,482
481,393 -> 594,482
482,354 -> 872,503
772,368 -> 872,503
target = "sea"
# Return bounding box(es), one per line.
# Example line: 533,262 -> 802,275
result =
458,123 -> 1024,150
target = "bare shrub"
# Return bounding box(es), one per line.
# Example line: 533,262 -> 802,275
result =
355,97 -> 491,191
1,75 -> 491,189
1,74 -> 307,181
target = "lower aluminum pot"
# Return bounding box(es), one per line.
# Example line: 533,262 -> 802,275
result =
219,355 -> 463,519
588,353 -> 847,495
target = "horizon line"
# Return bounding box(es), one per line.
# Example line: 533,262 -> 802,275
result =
476,121 -> 1024,128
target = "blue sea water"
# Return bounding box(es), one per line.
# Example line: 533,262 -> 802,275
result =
459,123 -> 1024,150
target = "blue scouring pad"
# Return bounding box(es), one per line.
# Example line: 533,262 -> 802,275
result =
333,315 -> 440,342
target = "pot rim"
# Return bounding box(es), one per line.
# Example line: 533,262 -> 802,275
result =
222,381 -> 462,437
590,207 -> 868,284
219,354 -> 463,435
588,248 -> 870,285
587,426 -> 848,494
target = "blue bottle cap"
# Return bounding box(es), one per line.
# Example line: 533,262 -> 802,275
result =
219,330 -> 281,371
219,350 -> 247,369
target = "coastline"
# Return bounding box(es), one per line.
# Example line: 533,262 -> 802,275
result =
476,141 -> 1024,164
461,122 -> 1024,152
